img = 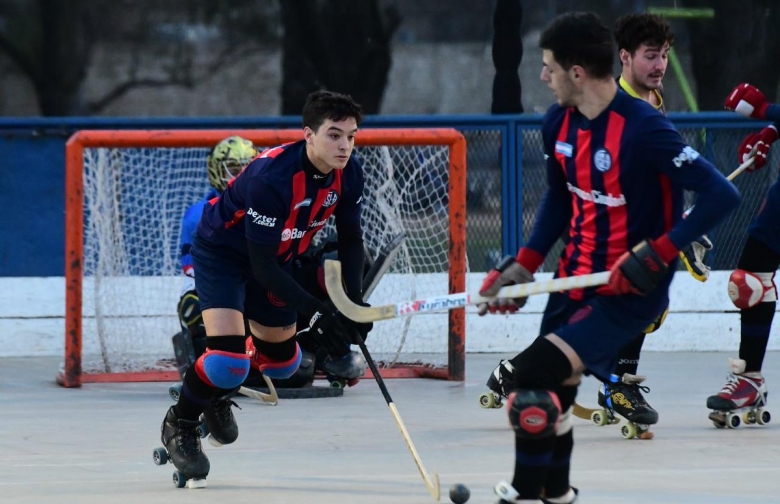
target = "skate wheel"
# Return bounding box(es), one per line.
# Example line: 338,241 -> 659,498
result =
207,434 -> 223,448
726,412 -> 741,429
479,392 -> 496,409
197,421 -> 209,439
329,380 -> 344,389
153,447 -> 168,466
168,383 -> 182,402
620,423 -> 637,439
743,411 -> 756,425
757,409 -> 771,425
172,471 -> 187,488
591,410 -> 608,427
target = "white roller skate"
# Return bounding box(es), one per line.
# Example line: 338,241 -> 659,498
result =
707,358 -> 770,429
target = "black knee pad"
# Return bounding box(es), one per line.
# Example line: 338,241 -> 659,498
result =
507,389 -> 561,439
738,236 -> 780,272
511,337 -> 573,390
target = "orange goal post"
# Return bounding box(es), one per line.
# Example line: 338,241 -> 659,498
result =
59,129 -> 467,387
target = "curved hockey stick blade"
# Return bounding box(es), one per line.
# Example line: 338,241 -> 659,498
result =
238,373 -> 278,405
325,259 -> 610,323
362,232 -> 406,299
572,401 -> 600,420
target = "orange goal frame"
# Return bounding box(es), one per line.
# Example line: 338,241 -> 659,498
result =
59,129 -> 467,387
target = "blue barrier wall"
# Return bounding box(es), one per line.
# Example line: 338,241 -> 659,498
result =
0,113 -> 767,276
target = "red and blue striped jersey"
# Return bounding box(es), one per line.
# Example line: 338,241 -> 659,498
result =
197,140 -> 364,265
529,90 -> 739,304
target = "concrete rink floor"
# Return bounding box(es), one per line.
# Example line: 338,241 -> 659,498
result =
2,352 -> 779,504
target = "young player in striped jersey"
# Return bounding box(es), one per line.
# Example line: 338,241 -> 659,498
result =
480,12 -> 739,503
159,90 -> 372,484
707,82 -> 780,426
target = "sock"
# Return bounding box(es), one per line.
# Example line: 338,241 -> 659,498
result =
739,302 -> 775,373
251,335 -> 297,362
176,335 -> 245,421
511,435 -> 554,499
615,334 -> 644,376
545,385 -> 577,498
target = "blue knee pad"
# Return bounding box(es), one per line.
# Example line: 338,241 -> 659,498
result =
195,349 -> 250,389
507,389 -> 561,439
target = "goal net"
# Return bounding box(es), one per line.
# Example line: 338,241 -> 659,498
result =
59,129 -> 467,387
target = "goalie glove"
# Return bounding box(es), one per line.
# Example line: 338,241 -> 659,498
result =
679,235 -> 713,282
477,255 -> 534,315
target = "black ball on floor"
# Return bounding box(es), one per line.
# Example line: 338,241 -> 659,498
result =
449,483 -> 470,504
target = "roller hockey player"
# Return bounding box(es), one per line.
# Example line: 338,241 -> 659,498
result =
705,81 -> 780,429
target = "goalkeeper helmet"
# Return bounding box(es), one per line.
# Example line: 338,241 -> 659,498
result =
206,136 -> 258,192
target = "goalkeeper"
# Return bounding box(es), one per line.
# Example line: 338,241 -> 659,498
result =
173,135 -> 367,389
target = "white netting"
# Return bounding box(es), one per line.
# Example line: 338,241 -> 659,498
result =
79,143 -> 461,375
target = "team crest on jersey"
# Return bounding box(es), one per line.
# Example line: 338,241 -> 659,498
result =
593,149 -> 612,172
323,190 -> 339,208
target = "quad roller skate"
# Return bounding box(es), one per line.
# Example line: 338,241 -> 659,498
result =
202,392 -> 241,447
479,359 -> 515,409
318,349 -> 366,388
592,373 -> 657,439
167,383 -> 211,439
154,406 -> 210,489
707,358 -> 770,429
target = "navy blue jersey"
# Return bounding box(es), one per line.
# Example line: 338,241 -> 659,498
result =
529,90 -> 739,304
197,140 -> 364,265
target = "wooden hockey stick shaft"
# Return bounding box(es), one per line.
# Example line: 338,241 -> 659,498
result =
683,156 -> 754,217
324,259 -> 610,323
355,334 -> 440,501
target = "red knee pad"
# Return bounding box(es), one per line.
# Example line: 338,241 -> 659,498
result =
506,389 -> 561,438
728,269 -> 775,309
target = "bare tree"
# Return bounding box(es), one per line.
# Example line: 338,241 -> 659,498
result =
279,0 -> 401,115
682,0 -> 780,109
0,0 -> 278,116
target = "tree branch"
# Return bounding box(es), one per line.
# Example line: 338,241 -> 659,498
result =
88,77 -> 192,113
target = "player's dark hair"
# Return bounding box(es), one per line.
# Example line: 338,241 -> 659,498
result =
614,13 -> 674,54
539,12 -> 614,79
302,90 -> 364,132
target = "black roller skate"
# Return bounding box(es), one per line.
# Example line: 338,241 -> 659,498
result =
203,390 -> 241,447
153,406 -> 210,489
707,358 -> 770,429
479,359 -> 516,409
319,349 -> 367,388
593,373 -> 657,439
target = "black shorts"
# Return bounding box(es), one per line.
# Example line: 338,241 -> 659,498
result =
539,291 -> 663,381
192,235 -> 297,328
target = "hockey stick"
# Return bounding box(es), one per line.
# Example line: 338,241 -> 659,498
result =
362,232 -> 406,298
572,402 -> 600,420
238,374 -> 278,405
683,156 -> 754,217
325,259 -> 610,323
354,332 -> 440,501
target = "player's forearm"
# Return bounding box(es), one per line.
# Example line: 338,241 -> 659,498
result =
247,241 -> 323,317
524,186 -> 571,267
763,104 -> 780,123
667,176 -> 740,250
336,220 -> 365,303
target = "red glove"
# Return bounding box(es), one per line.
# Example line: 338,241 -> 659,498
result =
738,125 -> 778,171
609,236 -> 678,295
724,83 -> 769,119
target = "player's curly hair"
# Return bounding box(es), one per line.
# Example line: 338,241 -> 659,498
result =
302,90 -> 364,133
614,13 -> 674,55
206,136 -> 257,192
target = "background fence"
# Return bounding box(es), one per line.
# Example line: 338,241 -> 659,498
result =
0,112 -> 773,277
